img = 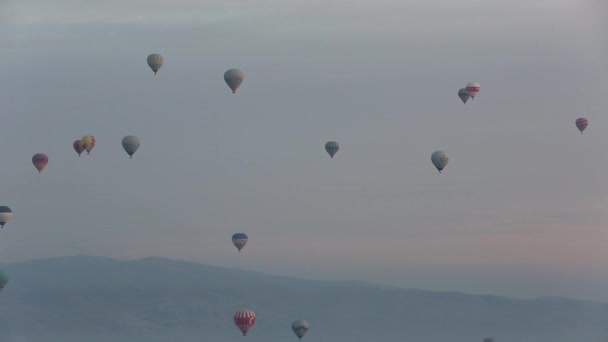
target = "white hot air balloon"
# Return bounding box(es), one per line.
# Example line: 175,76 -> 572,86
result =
465,81 -> 480,99
122,135 -> 141,158
224,69 -> 244,93
291,320 -> 310,341
431,151 -> 449,174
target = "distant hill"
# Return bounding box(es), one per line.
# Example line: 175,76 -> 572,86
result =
0,255 -> 606,342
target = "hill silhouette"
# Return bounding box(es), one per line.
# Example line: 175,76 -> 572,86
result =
0,255 -> 606,342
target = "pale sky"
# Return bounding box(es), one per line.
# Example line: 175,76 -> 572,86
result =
0,0 -> 607,301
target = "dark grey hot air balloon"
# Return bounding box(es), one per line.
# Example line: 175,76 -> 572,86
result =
0,206 -> 12,228
458,88 -> 470,104
231,233 -> 248,252
0,270 -> 8,291
291,320 -> 310,341
122,135 -> 140,158
575,117 -> 588,134
224,68 -> 244,93
147,54 -> 164,75
325,141 -> 339,159
431,151 -> 448,173
483,338 -> 495,342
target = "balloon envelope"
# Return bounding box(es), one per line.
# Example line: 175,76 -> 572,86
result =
232,233 -> 248,252
122,135 -> 141,158
292,320 -> 310,340
73,140 -> 85,156
575,117 -> 588,134
0,270 -> 8,291
0,206 -> 12,228
458,88 -> 470,104
147,54 -> 164,75
483,338 -> 495,342
465,81 -> 480,98
81,135 -> 96,154
325,141 -> 339,158
224,69 -> 244,93
234,309 -> 256,336
431,151 -> 448,173
32,153 -> 48,173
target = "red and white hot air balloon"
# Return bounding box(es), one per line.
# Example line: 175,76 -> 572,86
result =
234,309 -> 256,336
575,117 -> 588,134
465,81 -> 480,99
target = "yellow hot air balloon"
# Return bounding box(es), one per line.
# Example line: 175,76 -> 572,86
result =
81,135 -> 96,155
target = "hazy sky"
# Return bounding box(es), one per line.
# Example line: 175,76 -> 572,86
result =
0,0 -> 607,301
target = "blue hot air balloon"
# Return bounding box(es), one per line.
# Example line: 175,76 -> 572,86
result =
232,233 -> 248,252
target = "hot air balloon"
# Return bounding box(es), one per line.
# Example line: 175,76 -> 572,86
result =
32,153 -> 48,173
232,233 -> 248,252
465,81 -> 480,99
0,270 -> 9,291
0,206 -> 12,228
325,141 -> 339,159
431,151 -> 448,174
291,320 -> 310,341
575,117 -> 588,134
234,309 -> 256,336
73,140 -> 85,156
483,338 -> 495,342
224,69 -> 244,93
458,88 -> 470,104
122,135 -> 140,158
147,54 -> 164,75
81,135 -> 96,154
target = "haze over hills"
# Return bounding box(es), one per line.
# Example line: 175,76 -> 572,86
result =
0,256 -> 606,342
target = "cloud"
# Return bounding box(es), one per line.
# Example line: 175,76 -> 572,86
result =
0,0 -> 274,27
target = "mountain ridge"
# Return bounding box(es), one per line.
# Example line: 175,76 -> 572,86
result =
2,254 -> 606,304
0,255 -> 605,342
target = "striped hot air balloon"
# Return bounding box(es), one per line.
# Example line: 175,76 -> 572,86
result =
32,153 -> 48,173
234,309 -> 256,336
147,54 -> 164,75
465,81 -> 480,99
458,88 -> 470,104
575,117 -> 588,134
325,141 -> 339,159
